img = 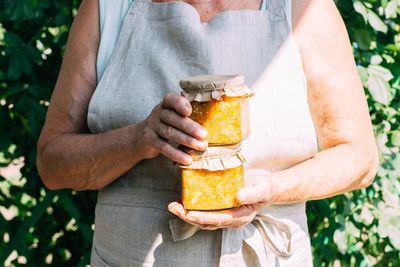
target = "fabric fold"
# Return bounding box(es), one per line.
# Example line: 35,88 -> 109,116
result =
181,85 -> 253,102
179,74 -> 254,102
169,211 -> 293,266
176,144 -> 246,171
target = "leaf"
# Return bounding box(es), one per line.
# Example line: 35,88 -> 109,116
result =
367,73 -> 394,105
357,66 -> 369,86
393,75 -> 400,89
368,10 -> 389,33
6,0 -> 35,21
391,131 -> 400,146
353,0 -> 368,23
385,0 -> 398,18
352,28 -> 374,50
382,178 -> 400,208
370,55 -> 383,65
336,214 -> 346,227
7,51 -> 32,79
376,133 -> 392,156
344,220 -> 360,247
334,229 -> 347,253
378,208 -> 400,249
367,65 -> 394,81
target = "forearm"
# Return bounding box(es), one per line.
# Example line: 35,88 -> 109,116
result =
267,144 -> 378,204
37,123 -> 143,191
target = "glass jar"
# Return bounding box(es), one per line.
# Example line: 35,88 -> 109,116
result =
177,144 -> 246,211
180,74 -> 253,145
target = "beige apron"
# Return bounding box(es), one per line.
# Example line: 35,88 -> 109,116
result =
88,0 -> 317,266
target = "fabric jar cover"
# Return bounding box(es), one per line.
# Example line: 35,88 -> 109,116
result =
179,74 -> 253,102
176,144 -> 246,171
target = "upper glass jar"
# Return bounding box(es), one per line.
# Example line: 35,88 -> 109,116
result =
180,74 -> 253,146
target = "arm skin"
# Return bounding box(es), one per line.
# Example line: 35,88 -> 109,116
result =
169,0 -> 379,230
36,0 -> 207,191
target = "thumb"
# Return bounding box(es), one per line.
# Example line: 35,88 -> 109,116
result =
236,183 -> 270,205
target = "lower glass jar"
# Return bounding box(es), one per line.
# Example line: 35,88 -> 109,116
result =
177,145 -> 246,211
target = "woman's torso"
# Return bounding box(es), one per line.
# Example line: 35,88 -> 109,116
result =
88,0 -> 316,266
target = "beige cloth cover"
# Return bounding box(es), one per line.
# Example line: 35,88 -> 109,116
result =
177,144 -> 246,171
180,74 -> 253,102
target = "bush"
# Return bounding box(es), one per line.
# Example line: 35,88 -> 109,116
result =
0,0 -> 399,266
0,1 -> 97,266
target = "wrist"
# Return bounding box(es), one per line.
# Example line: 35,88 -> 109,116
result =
266,170 -> 302,205
125,123 -> 146,163
266,176 -> 278,205
263,172 -> 283,205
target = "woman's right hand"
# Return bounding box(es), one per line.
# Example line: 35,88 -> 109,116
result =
135,93 -> 208,165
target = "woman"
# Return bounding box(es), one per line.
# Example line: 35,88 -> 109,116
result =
37,0 -> 378,266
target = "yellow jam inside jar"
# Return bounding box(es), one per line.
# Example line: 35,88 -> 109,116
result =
189,96 -> 242,145
181,165 -> 244,210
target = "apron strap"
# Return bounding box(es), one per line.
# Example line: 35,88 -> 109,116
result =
266,0 -> 284,10
266,0 -> 287,22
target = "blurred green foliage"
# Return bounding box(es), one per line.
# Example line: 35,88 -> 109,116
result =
0,0 -> 399,266
0,0 -> 97,266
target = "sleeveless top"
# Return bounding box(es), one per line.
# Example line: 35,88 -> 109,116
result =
89,0 -> 317,266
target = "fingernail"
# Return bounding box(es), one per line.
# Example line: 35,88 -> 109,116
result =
183,156 -> 192,165
236,191 -> 246,203
199,128 -> 208,139
199,141 -> 208,150
184,108 -> 191,116
184,104 -> 192,115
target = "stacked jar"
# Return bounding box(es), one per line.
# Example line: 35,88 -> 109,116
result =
177,74 -> 253,210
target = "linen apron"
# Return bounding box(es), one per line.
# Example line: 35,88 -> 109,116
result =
87,0 -> 317,266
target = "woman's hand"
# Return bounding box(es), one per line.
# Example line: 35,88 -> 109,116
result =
136,93 -> 208,165
168,176 -> 272,230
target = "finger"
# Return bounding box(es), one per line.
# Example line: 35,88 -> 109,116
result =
168,202 -> 218,229
162,93 -> 192,117
150,132 -> 192,165
244,175 -> 263,187
198,225 -> 220,230
159,109 -> 207,141
236,183 -> 271,205
186,205 -> 257,227
168,202 -> 247,230
168,201 -> 187,218
156,122 -> 207,151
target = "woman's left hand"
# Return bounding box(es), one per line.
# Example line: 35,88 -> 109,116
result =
168,176 -> 274,230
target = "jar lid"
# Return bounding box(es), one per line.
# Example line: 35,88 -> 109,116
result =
179,74 -> 253,102
176,144 -> 246,171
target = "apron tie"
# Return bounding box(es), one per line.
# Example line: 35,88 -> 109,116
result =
169,212 -> 293,266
